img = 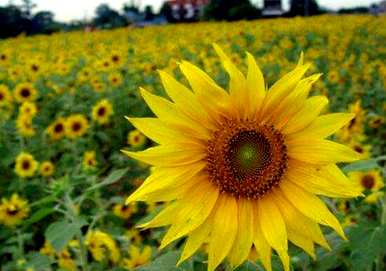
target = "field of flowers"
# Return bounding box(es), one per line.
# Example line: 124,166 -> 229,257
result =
0,15 -> 385,271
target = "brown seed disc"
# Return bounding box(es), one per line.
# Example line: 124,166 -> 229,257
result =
206,119 -> 288,199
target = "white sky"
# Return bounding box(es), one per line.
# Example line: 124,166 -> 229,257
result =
0,0 -> 376,22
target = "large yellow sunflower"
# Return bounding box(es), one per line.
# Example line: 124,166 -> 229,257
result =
123,45 -> 362,271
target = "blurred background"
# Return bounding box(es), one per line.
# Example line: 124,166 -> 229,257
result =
0,0 -> 384,38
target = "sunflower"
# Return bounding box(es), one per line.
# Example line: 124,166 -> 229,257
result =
16,114 -> 36,137
39,161 -> 55,177
15,152 -> 38,178
85,230 -> 120,264
127,130 -> 147,148
121,245 -> 152,270
91,99 -> 114,125
83,151 -> 97,168
108,72 -> 123,87
13,83 -> 38,103
47,117 -> 67,140
113,203 -> 137,220
65,114 -> 89,139
0,84 -> 12,104
0,194 -> 30,226
348,170 -> 384,193
123,45 -> 361,271
19,101 -> 37,116
57,249 -> 76,271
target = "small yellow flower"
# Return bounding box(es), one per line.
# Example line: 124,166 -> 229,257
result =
15,152 -> 38,178
368,115 -> 384,129
0,84 -> 12,104
16,114 -> 36,137
13,83 -> 38,103
39,161 -> 55,177
83,151 -> 97,168
349,142 -> 371,160
65,114 -> 89,139
349,170 -> 384,192
85,230 -> 120,263
121,245 -> 152,270
58,249 -> 77,271
40,241 -> 56,257
46,117 -> 66,140
0,194 -> 30,227
127,130 -> 147,148
109,72 -> 123,86
19,101 -> 37,116
125,228 -> 143,245
91,99 -> 113,125
113,203 -> 137,220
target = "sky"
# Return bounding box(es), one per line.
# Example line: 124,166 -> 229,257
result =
0,0 -> 376,22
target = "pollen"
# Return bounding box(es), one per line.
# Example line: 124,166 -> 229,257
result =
206,119 -> 288,199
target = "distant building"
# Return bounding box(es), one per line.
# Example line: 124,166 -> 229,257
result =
262,0 -> 284,17
166,0 -> 209,21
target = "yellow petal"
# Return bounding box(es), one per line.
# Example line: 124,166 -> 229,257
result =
285,160 -> 362,198
177,215 -> 212,265
260,63 -> 310,120
158,70 -> 216,131
126,117 -> 198,145
258,194 -> 287,252
282,96 -> 328,135
287,139 -> 361,164
252,205 -> 272,271
258,194 -> 289,271
228,198 -> 254,269
274,189 -> 330,250
208,194 -> 238,271
213,43 -> 247,119
287,229 -> 316,259
125,162 -> 205,203
179,61 -> 231,120
280,181 -> 346,239
286,113 -> 355,140
140,87 -> 211,140
246,52 -> 266,119
271,74 -> 322,128
160,181 -> 219,248
139,201 -> 179,228
121,145 -> 205,167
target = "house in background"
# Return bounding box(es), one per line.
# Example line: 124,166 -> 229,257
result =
166,0 -> 209,21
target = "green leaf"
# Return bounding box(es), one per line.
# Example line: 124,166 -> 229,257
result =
137,251 -> 192,271
342,159 -> 379,172
23,207 -> 55,227
349,224 -> 386,271
26,252 -> 52,270
45,220 -> 85,252
86,168 -> 128,191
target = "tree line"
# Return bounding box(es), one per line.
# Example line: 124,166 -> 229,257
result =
0,0 -> 371,39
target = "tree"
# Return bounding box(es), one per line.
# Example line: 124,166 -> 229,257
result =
203,0 -> 261,21
144,5 -> 154,21
93,4 -> 127,29
159,2 -> 175,22
288,0 -> 320,16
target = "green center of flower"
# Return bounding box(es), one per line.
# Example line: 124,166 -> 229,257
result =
229,131 -> 271,181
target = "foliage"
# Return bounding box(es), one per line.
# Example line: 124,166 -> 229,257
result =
203,0 -> 261,21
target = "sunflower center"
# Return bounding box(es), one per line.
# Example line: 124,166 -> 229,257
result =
22,160 -> 31,170
361,174 -> 375,189
97,107 -> 106,116
21,88 -> 31,98
207,120 -> 287,199
54,123 -> 64,133
6,206 -> 19,216
72,122 -> 81,132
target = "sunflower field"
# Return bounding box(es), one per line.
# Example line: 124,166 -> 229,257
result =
0,15 -> 385,271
